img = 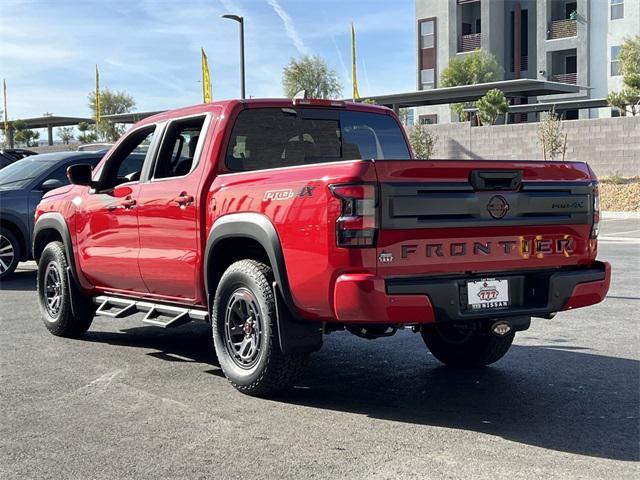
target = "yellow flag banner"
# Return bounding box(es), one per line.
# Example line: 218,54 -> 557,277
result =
3,79 -> 8,131
201,48 -> 212,103
351,23 -> 360,101
95,65 -> 101,123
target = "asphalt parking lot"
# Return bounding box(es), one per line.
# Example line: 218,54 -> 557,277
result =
1,219 -> 638,479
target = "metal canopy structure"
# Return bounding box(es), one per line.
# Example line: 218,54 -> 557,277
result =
102,111 -> 165,124
0,116 -> 94,147
462,98 -> 609,117
367,79 -> 581,110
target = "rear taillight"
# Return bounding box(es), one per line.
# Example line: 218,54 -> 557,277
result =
591,182 -> 600,239
330,184 -> 377,247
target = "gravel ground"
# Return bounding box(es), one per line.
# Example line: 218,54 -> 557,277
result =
600,178 -> 640,212
0,220 -> 638,480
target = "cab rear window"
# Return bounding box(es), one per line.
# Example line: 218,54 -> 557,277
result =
225,108 -> 410,171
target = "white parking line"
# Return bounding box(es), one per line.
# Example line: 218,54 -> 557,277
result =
598,236 -> 640,244
604,229 -> 640,236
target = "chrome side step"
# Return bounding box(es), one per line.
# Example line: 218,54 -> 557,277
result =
94,295 -> 208,328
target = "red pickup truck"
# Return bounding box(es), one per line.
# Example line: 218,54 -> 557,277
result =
33,98 -> 610,396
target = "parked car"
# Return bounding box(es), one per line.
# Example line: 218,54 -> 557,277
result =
0,151 -> 103,278
0,148 -> 38,169
33,99 -> 610,396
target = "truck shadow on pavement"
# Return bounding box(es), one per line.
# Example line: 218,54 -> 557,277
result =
280,332 -> 639,462
82,325 -> 638,462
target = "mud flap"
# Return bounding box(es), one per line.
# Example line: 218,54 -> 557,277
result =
273,282 -> 323,355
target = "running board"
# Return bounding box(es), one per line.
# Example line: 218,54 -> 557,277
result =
94,295 -> 208,328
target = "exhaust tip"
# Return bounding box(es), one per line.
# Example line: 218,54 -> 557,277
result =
491,321 -> 512,336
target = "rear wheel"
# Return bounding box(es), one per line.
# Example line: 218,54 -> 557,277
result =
212,259 -> 308,396
37,241 -> 95,337
0,229 -> 20,279
421,322 -> 514,368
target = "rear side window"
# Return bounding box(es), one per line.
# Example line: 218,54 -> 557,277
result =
153,116 -> 206,179
226,108 -> 410,172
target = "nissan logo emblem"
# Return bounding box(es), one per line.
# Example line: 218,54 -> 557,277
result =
487,195 -> 510,219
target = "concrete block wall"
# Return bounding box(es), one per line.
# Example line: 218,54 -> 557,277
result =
421,116 -> 640,177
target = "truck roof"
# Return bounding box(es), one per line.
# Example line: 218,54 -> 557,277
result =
137,98 -> 393,127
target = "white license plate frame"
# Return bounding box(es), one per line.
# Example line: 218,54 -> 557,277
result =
466,278 -> 510,311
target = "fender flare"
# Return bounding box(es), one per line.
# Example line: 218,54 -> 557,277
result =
33,212 -> 80,285
204,212 -> 295,312
204,213 -> 322,355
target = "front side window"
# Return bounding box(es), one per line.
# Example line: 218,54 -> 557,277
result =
225,108 -> 410,172
43,157 -> 101,189
97,127 -> 156,190
611,46 -> 621,76
611,0 -> 624,20
153,116 -> 205,179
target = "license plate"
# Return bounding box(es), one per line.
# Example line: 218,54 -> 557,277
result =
467,278 -> 510,310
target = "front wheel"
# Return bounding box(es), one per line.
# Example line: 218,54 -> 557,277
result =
212,259 -> 308,396
421,322 -> 514,368
37,241 -> 94,337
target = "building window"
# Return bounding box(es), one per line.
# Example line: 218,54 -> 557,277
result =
421,69 -> 434,90
611,46 -> 621,76
419,114 -> 437,125
405,109 -> 415,126
421,20 -> 435,49
610,0 -> 624,20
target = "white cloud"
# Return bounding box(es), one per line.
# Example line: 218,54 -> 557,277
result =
265,0 -> 311,56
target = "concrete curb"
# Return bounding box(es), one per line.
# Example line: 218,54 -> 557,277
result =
601,211 -> 640,219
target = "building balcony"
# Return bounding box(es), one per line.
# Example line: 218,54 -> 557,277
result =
550,72 -> 577,84
510,55 -> 529,73
458,33 -> 481,53
547,19 -> 577,40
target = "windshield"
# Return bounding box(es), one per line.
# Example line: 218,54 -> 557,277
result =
0,157 -> 54,190
226,108 -> 411,171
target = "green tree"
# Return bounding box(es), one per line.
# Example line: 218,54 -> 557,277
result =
538,107 -> 566,160
608,36 -> 640,116
282,55 -> 342,99
88,88 -> 135,141
13,120 -> 40,147
475,88 -> 509,125
408,125 -> 438,160
439,49 -> 503,121
57,126 -> 75,145
77,121 -> 97,144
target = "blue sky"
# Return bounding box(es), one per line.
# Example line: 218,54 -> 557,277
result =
1,0 -> 416,120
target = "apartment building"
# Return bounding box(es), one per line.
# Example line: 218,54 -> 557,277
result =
414,0 -> 640,124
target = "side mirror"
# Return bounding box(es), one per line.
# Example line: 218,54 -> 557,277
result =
67,164 -> 94,187
40,179 -> 64,191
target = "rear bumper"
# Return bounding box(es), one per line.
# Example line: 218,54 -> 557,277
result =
332,261 -> 610,324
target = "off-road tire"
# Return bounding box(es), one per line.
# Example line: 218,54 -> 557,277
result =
212,259 -> 308,396
421,322 -> 514,368
37,241 -> 94,337
0,228 -> 21,280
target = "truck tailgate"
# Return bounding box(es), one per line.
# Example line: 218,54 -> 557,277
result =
374,160 -> 597,277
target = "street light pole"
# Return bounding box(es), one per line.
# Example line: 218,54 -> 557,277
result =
221,14 -> 246,99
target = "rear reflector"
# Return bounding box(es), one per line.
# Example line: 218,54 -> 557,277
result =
330,184 -> 377,247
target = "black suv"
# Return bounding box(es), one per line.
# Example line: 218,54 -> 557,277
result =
0,151 -> 103,278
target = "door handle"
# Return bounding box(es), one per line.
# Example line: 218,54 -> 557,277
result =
106,197 -> 136,211
122,197 -> 137,209
174,192 -> 194,207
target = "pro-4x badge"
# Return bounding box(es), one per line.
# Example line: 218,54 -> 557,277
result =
378,251 -> 394,263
